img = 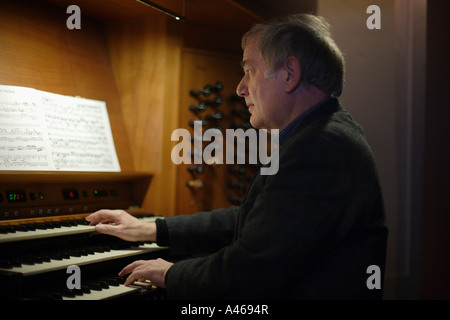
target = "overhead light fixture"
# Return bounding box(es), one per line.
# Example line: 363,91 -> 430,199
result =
136,0 -> 185,21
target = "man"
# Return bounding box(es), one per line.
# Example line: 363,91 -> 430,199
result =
86,14 -> 388,299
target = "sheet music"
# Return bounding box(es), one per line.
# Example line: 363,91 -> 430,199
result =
0,85 -> 121,172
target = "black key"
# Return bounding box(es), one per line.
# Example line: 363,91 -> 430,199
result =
98,277 -> 120,287
49,253 -> 64,261
101,246 -> 111,252
79,249 -> 89,256
91,246 -> 105,253
0,259 -> 21,269
61,220 -> 77,227
72,288 -> 84,296
19,256 -> 35,265
60,289 -> 76,298
8,258 -> 21,268
0,226 -> 15,234
92,280 -> 109,289
80,285 -> 91,294
31,256 -> 44,264
39,255 -> 51,263
68,250 -> 82,257
24,224 -> 36,231
84,247 -> 96,255
13,225 -> 29,232
85,282 -> 103,291
58,251 -> 71,259
52,222 -> 61,229
110,275 -> 126,285
75,219 -> 89,226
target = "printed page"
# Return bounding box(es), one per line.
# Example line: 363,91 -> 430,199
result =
0,85 -> 54,170
0,85 -> 121,172
39,91 -> 121,172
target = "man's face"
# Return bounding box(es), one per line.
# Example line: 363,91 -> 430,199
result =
236,35 -> 287,130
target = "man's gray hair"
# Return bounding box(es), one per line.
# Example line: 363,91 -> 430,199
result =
242,14 -> 345,97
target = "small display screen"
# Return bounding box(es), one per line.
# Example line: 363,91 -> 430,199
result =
6,190 -> 27,203
62,189 -> 79,200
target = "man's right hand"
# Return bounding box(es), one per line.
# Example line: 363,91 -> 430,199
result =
85,209 -> 156,242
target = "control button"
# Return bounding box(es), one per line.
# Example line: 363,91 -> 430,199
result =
83,191 -> 88,198
93,189 -> 108,197
62,189 -> 79,200
39,192 -> 44,200
29,192 -> 36,200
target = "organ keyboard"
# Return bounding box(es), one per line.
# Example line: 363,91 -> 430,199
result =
0,172 -> 168,300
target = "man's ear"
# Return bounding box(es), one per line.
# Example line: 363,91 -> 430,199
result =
284,56 -> 301,93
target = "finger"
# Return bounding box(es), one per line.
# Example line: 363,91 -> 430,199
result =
124,266 -> 148,286
125,272 -> 141,286
118,260 -> 145,277
86,209 -> 119,225
94,223 -> 121,237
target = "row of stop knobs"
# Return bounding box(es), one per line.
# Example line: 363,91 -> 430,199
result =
186,82 -> 223,190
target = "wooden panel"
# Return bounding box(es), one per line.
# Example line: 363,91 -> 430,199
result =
0,0 -> 135,172
234,0 -> 317,19
105,18 -> 182,216
185,0 -> 263,30
183,0 -> 263,54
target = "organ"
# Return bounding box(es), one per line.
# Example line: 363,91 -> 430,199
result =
0,0 -> 264,300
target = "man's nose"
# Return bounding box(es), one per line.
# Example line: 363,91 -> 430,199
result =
236,77 -> 248,97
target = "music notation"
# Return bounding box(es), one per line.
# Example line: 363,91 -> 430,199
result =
0,85 -> 120,172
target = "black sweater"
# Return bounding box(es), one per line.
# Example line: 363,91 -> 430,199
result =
156,98 -> 388,299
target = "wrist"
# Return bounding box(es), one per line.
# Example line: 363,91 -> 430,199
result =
143,221 -> 157,242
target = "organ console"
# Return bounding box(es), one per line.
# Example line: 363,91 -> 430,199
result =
0,172 -> 168,300
0,0 -> 265,302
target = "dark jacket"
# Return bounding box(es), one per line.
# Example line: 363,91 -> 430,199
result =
157,98 -> 388,299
